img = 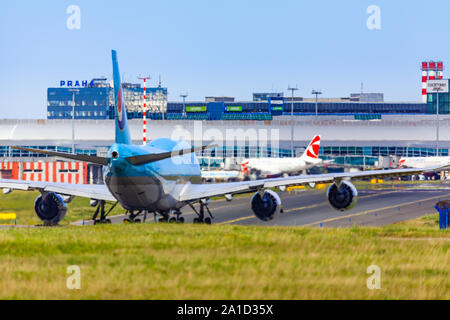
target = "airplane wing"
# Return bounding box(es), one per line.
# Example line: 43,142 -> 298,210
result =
0,179 -> 115,201
178,166 -> 446,202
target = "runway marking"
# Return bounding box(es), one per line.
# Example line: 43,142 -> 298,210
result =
305,193 -> 447,227
218,191 -> 398,225
217,216 -> 255,225
182,200 -> 252,217
283,203 -> 322,213
283,191 -> 397,213
183,190 -> 320,218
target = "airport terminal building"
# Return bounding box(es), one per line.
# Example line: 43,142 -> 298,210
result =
47,78 -> 168,119
46,77 -> 450,122
47,88 -> 430,121
2,114 -> 450,169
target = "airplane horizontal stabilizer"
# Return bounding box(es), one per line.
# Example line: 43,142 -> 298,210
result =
126,144 -> 217,166
12,146 -> 110,165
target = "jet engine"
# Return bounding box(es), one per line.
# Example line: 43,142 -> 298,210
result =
34,192 -> 67,225
251,189 -> 282,221
327,180 -> 358,211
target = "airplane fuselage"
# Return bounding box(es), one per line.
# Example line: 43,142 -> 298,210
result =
103,138 -> 201,212
399,156 -> 450,169
244,157 -> 323,176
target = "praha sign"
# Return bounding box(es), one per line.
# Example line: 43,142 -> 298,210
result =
427,80 -> 449,93
60,80 -> 95,87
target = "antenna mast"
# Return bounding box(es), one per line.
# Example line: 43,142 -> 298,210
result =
137,75 -> 151,145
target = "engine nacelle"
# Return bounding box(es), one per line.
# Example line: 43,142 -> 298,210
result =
34,192 -> 67,225
251,189 -> 282,221
327,180 -> 358,212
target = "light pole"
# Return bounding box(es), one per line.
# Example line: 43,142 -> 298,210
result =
287,85 -> 298,158
180,93 -> 188,117
430,86 -> 444,156
312,89 -> 322,118
67,89 -> 79,154
435,89 -> 440,156
427,79 -> 448,157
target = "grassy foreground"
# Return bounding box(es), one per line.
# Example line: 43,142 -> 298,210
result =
0,215 -> 448,299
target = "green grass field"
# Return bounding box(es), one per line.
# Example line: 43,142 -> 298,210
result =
0,187 -> 448,299
0,214 -> 448,299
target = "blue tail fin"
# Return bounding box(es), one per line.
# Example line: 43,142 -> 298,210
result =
112,50 -> 131,145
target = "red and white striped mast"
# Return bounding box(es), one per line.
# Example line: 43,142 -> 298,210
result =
138,75 -> 151,145
437,61 -> 444,79
428,61 -> 436,80
421,61 -> 428,103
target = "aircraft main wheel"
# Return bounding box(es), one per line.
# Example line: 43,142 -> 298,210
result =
204,217 -> 212,225
106,219 -> 112,224
134,219 -> 141,223
193,218 -> 200,223
169,217 -> 177,223
123,218 -> 130,224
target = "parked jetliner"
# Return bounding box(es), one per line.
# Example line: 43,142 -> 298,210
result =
0,50 -> 446,225
240,135 -> 328,178
399,156 -> 450,169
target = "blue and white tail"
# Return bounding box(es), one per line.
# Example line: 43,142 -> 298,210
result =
112,50 -> 131,145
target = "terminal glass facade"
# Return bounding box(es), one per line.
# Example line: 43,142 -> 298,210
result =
162,101 -> 428,121
427,91 -> 450,114
47,87 -> 110,119
0,146 -> 97,158
48,83 -> 168,120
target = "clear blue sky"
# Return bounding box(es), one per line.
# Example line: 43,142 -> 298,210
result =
1,0 -> 450,118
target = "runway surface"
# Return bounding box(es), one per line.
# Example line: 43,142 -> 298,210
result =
73,184 -> 450,228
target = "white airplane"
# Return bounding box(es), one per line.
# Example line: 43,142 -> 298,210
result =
0,50 -> 447,225
201,170 -> 240,182
399,156 -> 450,169
240,135 -> 328,178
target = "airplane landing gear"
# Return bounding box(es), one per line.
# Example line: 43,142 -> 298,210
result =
189,201 -> 213,224
122,209 -> 186,224
168,210 -> 184,223
157,211 -> 170,223
174,210 -> 184,223
123,210 -> 144,223
92,200 -> 117,225
193,217 -> 211,224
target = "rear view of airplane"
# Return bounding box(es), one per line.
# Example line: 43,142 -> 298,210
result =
0,50 -> 446,226
240,135 -> 326,178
